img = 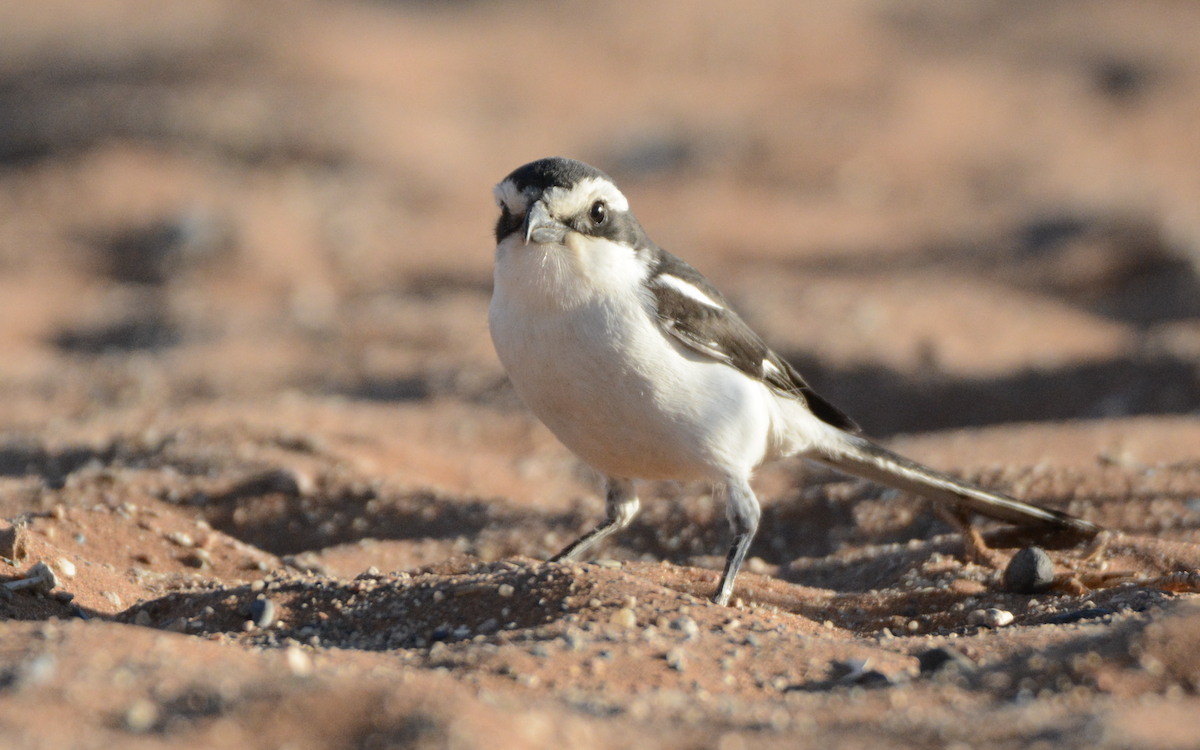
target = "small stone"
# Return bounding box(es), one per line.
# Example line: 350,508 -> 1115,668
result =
286,646 -> 313,677
498,583 -> 515,597
102,591 -> 122,608
563,629 -> 585,651
831,659 -> 891,686
125,700 -> 158,732
166,531 -> 195,548
250,599 -> 278,628
967,608 -> 1014,628
56,558 -> 76,578
665,647 -> 687,672
6,562 -> 61,595
1003,547 -> 1055,594
53,591 -> 74,603
433,590 -> 445,602
250,580 -> 266,592
0,522 -> 30,561
610,607 -> 637,629
134,610 -> 153,627
917,647 -> 974,675
181,550 -> 212,569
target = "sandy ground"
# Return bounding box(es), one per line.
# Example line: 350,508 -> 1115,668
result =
2,1 -> 1200,748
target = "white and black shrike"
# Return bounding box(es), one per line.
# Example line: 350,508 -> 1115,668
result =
488,157 -> 1098,606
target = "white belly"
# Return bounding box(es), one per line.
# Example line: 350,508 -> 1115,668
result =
490,272 -> 772,482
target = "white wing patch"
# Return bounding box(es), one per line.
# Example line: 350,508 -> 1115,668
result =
654,274 -> 726,311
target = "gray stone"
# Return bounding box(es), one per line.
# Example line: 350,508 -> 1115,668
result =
1003,547 -> 1055,594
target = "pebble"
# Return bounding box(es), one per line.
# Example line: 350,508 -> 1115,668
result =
134,610 -> 153,627
916,647 -> 974,675
286,646 -> 313,677
250,599 -> 278,628
1003,547 -> 1055,594
497,584 -> 515,597
609,607 -> 637,629
124,700 -> 158,732
594,559 -> 623,569
166,531 -> 195,548
967,608 -> 1014,628
675,616 -> 700,638
56,558 -> 76,578
563,629 -> 585,651
5,561 -> 59,595
1045,607 -> 1113,625
665,647 -> 687,671
832,659 -> 891,686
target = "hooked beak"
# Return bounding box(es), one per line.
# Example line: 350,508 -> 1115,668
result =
524,201 -> 569,245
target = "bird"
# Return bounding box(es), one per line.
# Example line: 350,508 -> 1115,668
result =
488,156 -> 1099,606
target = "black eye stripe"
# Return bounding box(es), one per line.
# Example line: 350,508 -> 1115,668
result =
493,204 -> 524,242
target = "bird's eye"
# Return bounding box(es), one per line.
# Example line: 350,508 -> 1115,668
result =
589,201 -> 607,225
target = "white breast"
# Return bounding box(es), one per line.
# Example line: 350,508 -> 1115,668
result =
489,234 -> 773,482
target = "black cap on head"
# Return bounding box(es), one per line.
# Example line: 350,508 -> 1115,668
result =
501,157 -> 613,193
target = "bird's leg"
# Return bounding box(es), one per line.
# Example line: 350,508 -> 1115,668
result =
936,505 -> 1001,567
712,477 -> 761,606
550,477 -> 639,563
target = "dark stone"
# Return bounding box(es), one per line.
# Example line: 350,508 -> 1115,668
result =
1003,547 -> 1055,594
249,598 -> 277,629
917,647 -> 974,675
1045,608 -> 1114,625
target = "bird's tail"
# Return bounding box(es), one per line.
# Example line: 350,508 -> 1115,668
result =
812,433 -> 1100,538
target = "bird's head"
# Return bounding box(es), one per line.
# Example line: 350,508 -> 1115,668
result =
493,157 -> 641,249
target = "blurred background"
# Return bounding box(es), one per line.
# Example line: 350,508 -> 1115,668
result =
1,0 -> 1199,439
